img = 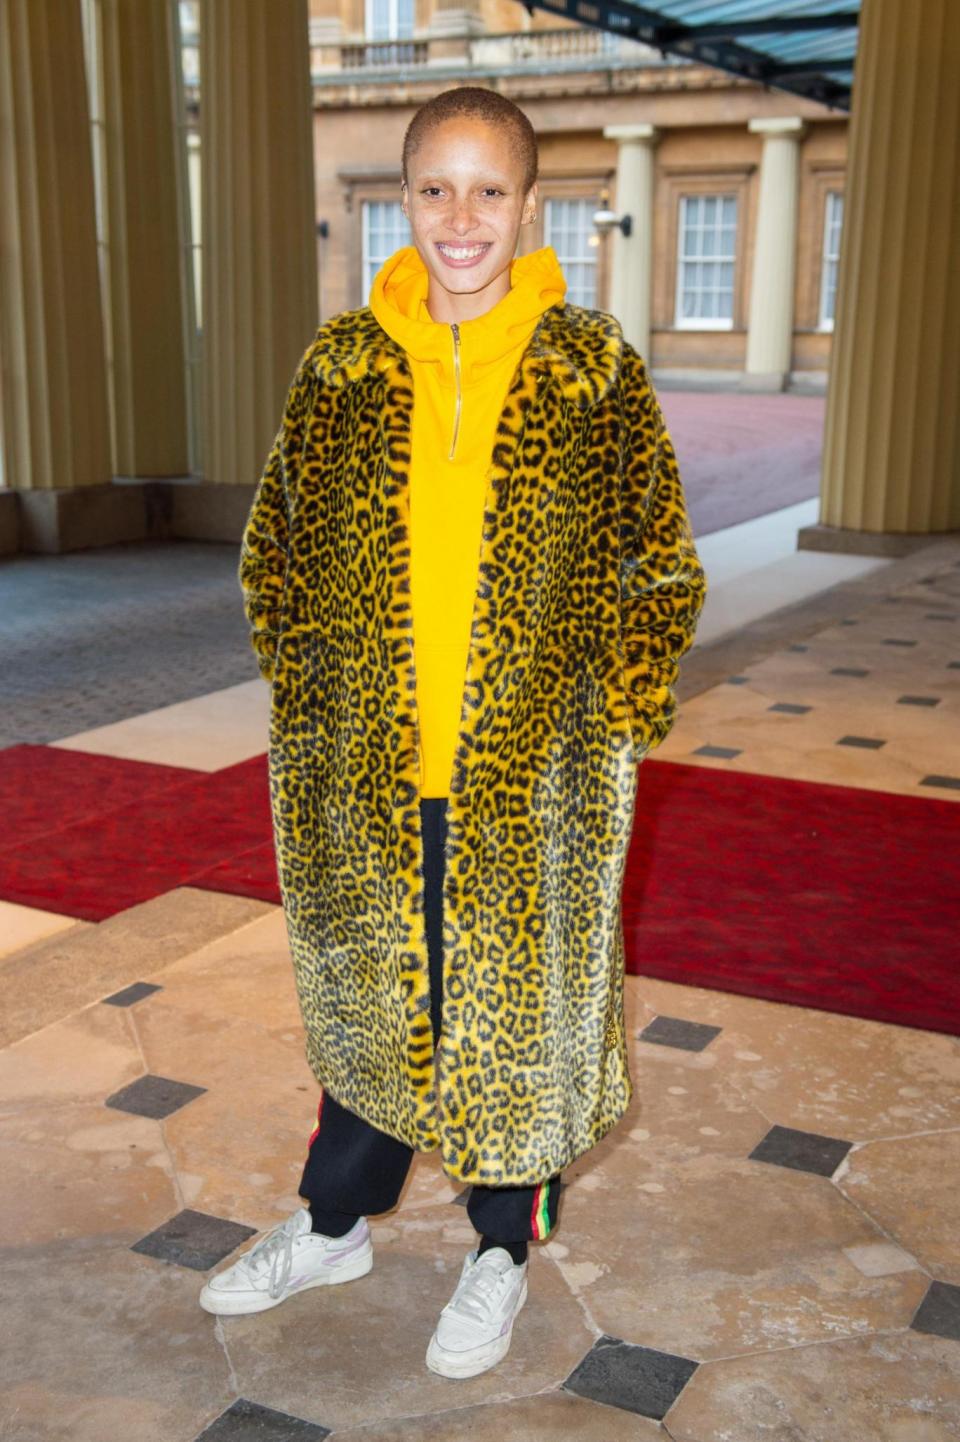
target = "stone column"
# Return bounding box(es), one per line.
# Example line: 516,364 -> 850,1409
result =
201,0 -> 317,486
99,0 -> 188,479
744,117 -> 807,390
602,124 -> 660,358
800,0 -> 960,550
0,0 -> 111,491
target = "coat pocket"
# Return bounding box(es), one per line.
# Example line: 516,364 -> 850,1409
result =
613,645 -> 643,765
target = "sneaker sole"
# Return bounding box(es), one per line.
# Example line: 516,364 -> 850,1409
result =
424,1275 -> 528,1378
198,1243 -> 373,1316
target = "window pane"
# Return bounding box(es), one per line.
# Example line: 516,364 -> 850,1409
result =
678,193 -> 737,323
362,200 -> 412,301
544,198 -> 597,308
821,190 -> 844,323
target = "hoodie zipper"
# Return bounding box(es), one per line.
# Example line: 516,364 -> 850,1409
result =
449,322 -> 461,461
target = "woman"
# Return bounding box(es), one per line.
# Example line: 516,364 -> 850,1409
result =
201,87 -> 706,1379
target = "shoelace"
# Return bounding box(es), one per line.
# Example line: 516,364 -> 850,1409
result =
245,1211 -> 307,1300
448,1254 -> 516,1324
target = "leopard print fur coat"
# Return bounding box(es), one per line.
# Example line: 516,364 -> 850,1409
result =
239,299 -> 707,1186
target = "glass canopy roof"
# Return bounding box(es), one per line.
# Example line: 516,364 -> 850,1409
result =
528,0 -> 859,111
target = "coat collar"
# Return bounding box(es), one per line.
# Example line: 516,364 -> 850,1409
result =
306,301 -> 624,410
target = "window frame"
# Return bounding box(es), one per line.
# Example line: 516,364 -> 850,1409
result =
673,191 -> 738,331
360,196 -> 412,302
543,196 -> 600,309
364,0 -> 414,41
655,163 -> 754,334
818,188 -> 844,332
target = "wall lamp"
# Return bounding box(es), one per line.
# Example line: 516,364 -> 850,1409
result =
592,209 -> 632,238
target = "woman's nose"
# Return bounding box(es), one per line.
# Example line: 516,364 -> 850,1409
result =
448,201 -> 478,233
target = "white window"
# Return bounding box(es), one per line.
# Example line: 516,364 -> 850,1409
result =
819,190 -> 843,330
362,200 -> 412,301
675,194 -> 737,329
366,0 -> 414,39
544,199 -> 598,308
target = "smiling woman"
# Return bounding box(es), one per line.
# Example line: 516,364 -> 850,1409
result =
226,83 -> 707,1380
397,87 -> 540,321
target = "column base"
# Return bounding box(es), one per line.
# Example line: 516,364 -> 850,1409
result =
739,369 -> 790,392
9,480 -> 260,554
649,367 -> 827,395
797,522 -> 960,558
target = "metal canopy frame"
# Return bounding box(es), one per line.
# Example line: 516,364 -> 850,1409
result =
522,1 -> 859,112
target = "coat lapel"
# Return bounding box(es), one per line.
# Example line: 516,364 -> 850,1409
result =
306,299 -> 624,657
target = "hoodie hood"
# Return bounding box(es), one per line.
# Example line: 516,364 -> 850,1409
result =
368,243 -> 568,387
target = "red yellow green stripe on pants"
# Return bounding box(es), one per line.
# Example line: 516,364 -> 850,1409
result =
529,1176 -> 560,1239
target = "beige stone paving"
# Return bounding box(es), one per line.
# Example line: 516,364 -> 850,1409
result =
2,549 -> 958,1439
657,560 -> 960,799
1,906 -> 957,1439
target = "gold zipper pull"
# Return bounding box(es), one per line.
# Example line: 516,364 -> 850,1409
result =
449,322 -> 461,461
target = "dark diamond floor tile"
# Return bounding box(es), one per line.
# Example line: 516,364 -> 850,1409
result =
102,981 -> 163,1006
726,675 -> 750,685
831,666 -> 870,677
132,1208 -> 258,1272
452,1186 -> 470,1206
194,1398 -> 332,1440
638,1015 -> 722,1053
925,612 -> 958,621
768,702 -> 812,714
919,774 -> 960,790
564,1334 -> 698,1420
693,744 -> 742,759
948,661 -> 960,669
897,695 -> 941,706
105,1073 -> 207,1119
836,735 -> 886,749
883,638 -> 918,646
786,643 -> 808,652
839,619 -> 858,626
748,1124 -> 852,1177
910,1281 -> 960,1342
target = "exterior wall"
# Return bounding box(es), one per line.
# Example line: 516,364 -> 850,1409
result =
308,0 -> 847,378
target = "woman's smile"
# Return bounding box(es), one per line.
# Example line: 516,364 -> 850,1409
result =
435,240 -> 494,267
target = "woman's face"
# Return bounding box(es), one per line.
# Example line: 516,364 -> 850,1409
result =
401,115 -> 537,322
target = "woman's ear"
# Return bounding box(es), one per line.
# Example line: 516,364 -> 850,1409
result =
400,179 -> 409,220
522,181 -> 539,225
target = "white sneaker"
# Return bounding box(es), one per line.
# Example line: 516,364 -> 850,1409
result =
425,1245 -> 528,1378
198,1206 -> 372,1316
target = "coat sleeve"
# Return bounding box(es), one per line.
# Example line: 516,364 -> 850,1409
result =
617,342 -> 707,761
238,346 -> 315,683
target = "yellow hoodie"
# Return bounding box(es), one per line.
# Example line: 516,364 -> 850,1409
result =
369,243 -> 567,797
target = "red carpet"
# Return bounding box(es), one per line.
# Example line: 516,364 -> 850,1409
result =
0,745 -> 275,920
1,744 -> 957,1036
626,760 -> 960,1037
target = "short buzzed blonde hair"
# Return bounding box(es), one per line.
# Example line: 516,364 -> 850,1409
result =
401,86 -> 539,195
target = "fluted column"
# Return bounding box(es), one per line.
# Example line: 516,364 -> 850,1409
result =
100,0 -> 188,479
602,124 -> 660,358
201,0 -> 317,486
807,0 -> 960,543
744,117 -> 807,389
0,0 -> 111,491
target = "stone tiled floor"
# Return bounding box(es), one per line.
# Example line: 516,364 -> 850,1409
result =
2,912 -> 959,1440
1,524 -> 959,1440
658,557 -> 960,797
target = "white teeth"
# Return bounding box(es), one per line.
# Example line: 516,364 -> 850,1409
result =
437,243 -> 489,259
